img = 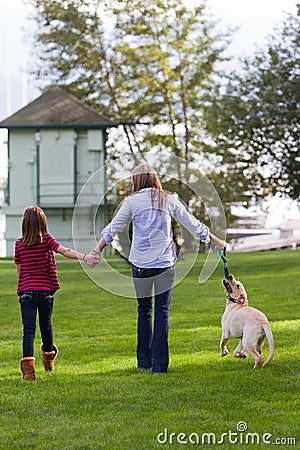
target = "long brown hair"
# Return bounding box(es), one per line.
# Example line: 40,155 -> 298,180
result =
131,164 -> 166,212
20,206 -> 48,246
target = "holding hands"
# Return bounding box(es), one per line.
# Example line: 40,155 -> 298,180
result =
83,237 -> 106,268
82,237 -> 106,268
83,250 -> 101,268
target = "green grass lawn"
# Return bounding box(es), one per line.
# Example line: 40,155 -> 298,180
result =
0,250 -> 299,449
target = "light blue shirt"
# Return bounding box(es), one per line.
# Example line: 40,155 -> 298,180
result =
100,188 -> 211,268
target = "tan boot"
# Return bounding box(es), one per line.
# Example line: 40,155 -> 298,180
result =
40,343 -> 58,371
20,357 -> 36,381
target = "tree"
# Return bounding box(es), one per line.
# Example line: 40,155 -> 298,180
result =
107,0 -> 231,163
28,0 -> 233,167
204,7 -> 300,201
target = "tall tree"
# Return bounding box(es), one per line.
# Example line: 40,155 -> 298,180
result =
29,0 -> 105,94
204,7 -> 300,201
28,0 -> 232,166
107,0 -> 231,164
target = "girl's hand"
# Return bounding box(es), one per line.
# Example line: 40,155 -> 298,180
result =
84,251 -> 101,268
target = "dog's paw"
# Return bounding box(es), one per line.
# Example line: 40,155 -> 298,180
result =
234,352 -> 247,359
221,349 -> 229,357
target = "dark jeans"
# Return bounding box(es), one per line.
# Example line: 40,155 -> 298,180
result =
19,290 -> 55,357
132,265 -> 176,373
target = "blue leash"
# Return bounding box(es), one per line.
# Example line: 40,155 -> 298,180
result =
217,248 -> 230,279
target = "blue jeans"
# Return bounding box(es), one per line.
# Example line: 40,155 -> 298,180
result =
132,265 -> 176,373
19,290 -> 55,357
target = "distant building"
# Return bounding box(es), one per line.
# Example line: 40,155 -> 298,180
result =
0,86 -> 120,255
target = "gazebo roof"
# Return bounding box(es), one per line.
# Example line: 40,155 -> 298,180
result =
0,86 -> 119,129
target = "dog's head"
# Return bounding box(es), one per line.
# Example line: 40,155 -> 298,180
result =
222,274 -> 248,305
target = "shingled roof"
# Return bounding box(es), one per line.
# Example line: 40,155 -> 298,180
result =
0,86 -> 119,129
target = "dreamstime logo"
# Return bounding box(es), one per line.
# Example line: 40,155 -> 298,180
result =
72,151 -> 226,297
156,421 -> 297,446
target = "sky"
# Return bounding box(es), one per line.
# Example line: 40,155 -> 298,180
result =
0,0 -> 299,229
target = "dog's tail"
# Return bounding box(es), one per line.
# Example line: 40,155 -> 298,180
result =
262,323 -> 274,367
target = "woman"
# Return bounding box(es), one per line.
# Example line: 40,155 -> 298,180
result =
90,164 -> 225,373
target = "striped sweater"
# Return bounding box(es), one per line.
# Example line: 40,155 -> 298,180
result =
14,234 -> 60,295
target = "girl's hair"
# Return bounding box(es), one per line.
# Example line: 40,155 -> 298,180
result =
131,164 -> 166,211
20,206 -> 48,246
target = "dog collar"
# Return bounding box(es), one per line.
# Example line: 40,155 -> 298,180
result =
227,295 -> 243,305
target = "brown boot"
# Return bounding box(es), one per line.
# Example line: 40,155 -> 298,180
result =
20,357 -> 36,381
40,343 -> 58,371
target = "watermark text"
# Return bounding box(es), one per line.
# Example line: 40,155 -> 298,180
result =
157,422 -> 297,446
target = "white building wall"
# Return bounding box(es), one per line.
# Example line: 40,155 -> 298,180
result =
39,129 -> 75,207
4,128 -> 106,256
8,130 -> 37,208
4,130 -> 37,255
73,129 -> 106,253
76,129 -> 105,200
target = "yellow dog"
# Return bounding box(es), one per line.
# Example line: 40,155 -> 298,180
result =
220,274 -> 274,368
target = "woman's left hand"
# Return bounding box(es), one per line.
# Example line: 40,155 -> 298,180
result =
210,233 -> 226,253
85,251 -> 101,267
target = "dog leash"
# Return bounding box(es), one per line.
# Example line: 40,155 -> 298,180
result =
217,248 -> 230,279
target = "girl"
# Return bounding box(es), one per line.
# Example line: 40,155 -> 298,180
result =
88,164 -> 226,373
15,206 -> 98,380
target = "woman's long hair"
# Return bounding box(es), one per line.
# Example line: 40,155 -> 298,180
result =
131,164 -> 166,212
20,206 -> 48,246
